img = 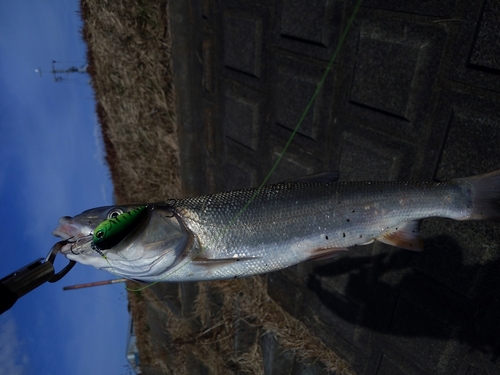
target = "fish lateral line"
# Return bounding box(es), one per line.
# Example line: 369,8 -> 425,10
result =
192,256 -> 261,265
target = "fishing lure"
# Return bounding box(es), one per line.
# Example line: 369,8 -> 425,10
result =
91,206 -> 148,255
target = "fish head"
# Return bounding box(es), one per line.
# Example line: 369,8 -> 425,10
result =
52,205 -> 192,281
52,205 -> 143,265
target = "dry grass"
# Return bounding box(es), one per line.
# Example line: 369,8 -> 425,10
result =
81,0 -> 355,373
81,0 -> 180,204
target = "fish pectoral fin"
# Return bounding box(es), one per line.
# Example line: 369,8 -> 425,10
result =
376,220 -> 423,251
283,171 -> 340,184
192,256 -> 259,266
307,247 -> 349,261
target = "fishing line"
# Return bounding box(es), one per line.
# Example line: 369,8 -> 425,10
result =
222,0 -> 362,226
120,0 -> 363,292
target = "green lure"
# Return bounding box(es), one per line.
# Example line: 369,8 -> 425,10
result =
92,206 -> 148,252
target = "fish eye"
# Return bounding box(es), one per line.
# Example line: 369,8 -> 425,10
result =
96,230 -> 105,239
107,208 -> 123,219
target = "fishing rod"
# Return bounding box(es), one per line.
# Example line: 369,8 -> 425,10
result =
63,278 -> 127,290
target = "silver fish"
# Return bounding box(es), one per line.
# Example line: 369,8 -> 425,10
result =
52,170 -> 500,282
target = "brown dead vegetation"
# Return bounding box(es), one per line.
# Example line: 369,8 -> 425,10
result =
81,0 -> 180,205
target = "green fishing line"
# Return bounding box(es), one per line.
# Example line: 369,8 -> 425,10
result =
188,0 -> 364,252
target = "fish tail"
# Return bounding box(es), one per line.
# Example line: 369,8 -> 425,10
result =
460,169 -> 500,221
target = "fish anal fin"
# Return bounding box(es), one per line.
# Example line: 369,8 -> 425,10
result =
307,247 -> 348,261
377,220 -> 423,251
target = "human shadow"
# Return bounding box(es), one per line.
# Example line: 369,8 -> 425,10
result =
307,235 -> 500,361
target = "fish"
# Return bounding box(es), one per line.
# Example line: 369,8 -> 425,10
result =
52,169 -> 500,282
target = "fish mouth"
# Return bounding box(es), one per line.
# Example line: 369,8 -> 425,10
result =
52,216 -> 83,239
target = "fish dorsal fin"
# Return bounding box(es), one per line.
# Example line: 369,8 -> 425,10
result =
376,220 -> 423,251
284,171 -> 340,184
